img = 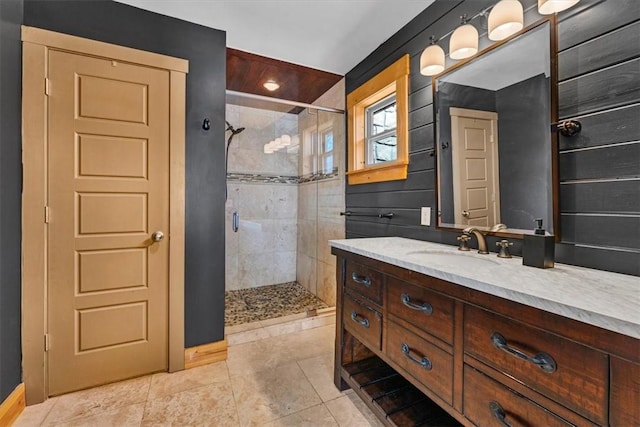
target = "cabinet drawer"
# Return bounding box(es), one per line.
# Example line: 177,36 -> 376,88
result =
464,305 -> 608,425
345,261 -> 382,305
343,294 -> 382,351
610,357 -> 640,427
386,321 -> 453,405
387,276 -> 454,345
463,365 -> 573,427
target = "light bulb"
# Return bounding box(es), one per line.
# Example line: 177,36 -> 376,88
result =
488,0 -> 524,41
420,43 -> 445,76
263,80 -> 280,91
450,23 -> 479,60
538,0 -> 580,14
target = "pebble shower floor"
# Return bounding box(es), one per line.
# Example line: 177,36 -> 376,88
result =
225,281 -> 329,326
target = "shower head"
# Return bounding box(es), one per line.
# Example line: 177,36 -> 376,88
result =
225,121 -> 245,135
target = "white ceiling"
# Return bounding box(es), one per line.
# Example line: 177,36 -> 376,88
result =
115,0 -> 435,74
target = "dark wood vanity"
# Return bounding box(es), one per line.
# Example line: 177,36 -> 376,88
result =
332,247 -> 640,427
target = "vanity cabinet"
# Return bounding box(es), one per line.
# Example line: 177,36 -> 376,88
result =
332,248 -> 640,427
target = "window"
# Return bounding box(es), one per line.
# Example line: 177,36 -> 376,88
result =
302,126 -> 319,176
366,94 -> 397,165
347,54 -> 409,185
320,128 -> 334,174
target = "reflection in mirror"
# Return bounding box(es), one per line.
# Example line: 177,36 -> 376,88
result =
435,22 -> 553,236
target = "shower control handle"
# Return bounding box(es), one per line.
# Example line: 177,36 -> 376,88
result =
232,211 -> 239,233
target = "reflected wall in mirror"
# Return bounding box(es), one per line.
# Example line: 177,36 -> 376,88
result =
435,21 -> 556,236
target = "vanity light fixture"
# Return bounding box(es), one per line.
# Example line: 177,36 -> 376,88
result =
488,0 -> 524,41
538,0 -> 580,14
420,36 -> 445,76
263,80 -> 280,91
263,142 -> 274,154
450,14 -> 479,60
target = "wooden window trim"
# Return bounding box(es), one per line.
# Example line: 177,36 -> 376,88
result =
346,54 -> 409,185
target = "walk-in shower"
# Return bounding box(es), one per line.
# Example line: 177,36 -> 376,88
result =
224,89 -> 345,326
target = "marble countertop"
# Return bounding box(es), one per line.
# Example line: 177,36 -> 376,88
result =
329,237 -> 640,339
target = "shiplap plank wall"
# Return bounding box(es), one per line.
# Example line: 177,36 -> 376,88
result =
344,0 -> 640,276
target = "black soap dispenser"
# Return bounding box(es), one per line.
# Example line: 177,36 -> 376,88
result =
523,219 -> 554,269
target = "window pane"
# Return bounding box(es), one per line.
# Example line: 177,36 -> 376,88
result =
372,135 -> 397,164
324,156 -> 333,173
323,131 -> 334,152
371,102 -> 396,135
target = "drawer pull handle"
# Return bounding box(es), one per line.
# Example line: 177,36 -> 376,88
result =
490,332 -> 557,373
401,294 -> 433,315
489,401 -> 513,427
350,311 -> 370,328
351,272 -> 372,287
401,343 -> 432,370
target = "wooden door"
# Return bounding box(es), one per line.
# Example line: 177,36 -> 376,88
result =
47,49 -> 170,395
451,109 -> 500,227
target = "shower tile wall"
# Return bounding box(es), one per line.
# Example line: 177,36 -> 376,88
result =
225,105 -> 299,291
297,79 -> 346,306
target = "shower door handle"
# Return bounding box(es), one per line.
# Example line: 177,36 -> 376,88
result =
232,211 -> 239,232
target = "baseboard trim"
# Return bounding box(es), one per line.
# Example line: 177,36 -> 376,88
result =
184,339 -> 228,369
0,383 -> 26,426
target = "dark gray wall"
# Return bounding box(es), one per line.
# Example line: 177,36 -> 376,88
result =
345,0 -> 640,276
0,0 -> 24,404
21,1 -> 227,349
496,74 -> 552,231
436,82 -> 495,223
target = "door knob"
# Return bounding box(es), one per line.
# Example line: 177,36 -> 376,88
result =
462,210 -> 470,218
151,231 -> 164,242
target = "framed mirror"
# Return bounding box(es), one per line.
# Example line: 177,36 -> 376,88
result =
434,19 -> 558,238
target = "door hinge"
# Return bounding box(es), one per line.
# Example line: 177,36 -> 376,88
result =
45,78 -> 50,96
44,334 -> 50,352
490,134 -> 494,143
44,206 -> 50,223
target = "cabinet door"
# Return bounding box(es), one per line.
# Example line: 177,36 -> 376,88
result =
464,305 -> 608,425
387,276 -> 454,345
345,261 -> 383,305
610,357 -> 640,426
463,365 -> 576,427
386,321 -> 453,404
343,294 -> 382,351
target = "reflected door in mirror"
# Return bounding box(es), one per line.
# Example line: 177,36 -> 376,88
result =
451,108 -> 500,226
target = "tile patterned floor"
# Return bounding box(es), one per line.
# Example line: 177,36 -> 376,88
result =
225,282 -> 329,327
14,314 -> 384,427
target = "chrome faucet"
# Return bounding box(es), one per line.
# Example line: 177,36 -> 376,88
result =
463,227 -> 489,254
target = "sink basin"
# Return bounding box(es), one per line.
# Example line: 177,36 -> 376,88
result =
404,249 -> 500,267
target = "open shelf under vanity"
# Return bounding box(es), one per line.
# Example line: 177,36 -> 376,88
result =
342,356 -> 461,427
